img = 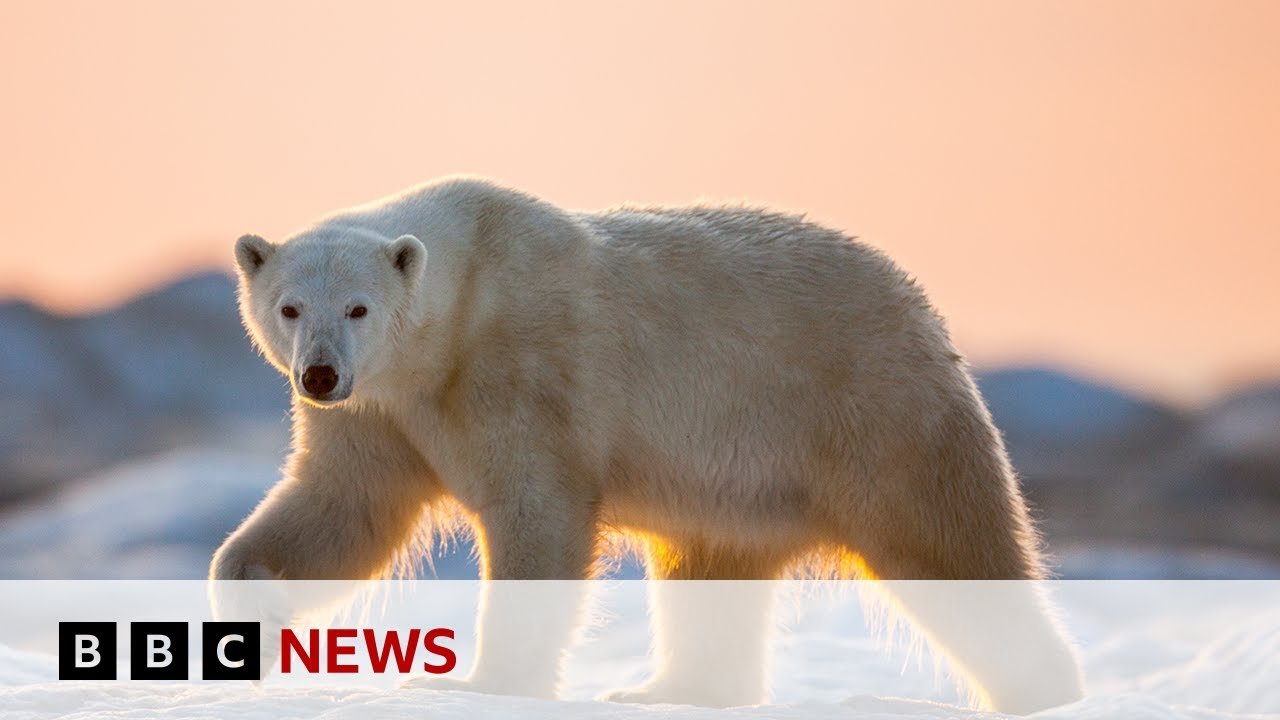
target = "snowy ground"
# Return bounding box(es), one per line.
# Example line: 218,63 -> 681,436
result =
0,580 -> 1277,718
1,446 -> 1278,717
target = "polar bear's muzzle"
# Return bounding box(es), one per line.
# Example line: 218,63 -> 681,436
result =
295,362 -> 352,404
301,364 -> 339,397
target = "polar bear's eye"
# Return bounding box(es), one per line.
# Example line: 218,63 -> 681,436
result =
349,305 -> 368,319
281,305 -> 300,319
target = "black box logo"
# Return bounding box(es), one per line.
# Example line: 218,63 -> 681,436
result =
59,621 -> 117,680
130,621 -> 189,680
202,621 -> 261,680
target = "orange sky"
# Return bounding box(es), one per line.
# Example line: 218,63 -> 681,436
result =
1,1 -> 1277,404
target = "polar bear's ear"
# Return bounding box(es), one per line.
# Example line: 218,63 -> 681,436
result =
234,234 -> 275,279
387,234 -> 427,281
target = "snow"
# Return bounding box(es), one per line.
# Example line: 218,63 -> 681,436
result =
0,580 -> 1277,718
0,447 -> 281,579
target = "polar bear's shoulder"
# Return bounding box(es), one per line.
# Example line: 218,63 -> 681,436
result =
313,176 -> 544,230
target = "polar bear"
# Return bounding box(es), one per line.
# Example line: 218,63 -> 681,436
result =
212,177 -> 1083,712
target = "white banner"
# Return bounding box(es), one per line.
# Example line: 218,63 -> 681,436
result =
0,580 -> 1277,718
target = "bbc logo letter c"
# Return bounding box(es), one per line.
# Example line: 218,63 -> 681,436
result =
201,622 -> 261,680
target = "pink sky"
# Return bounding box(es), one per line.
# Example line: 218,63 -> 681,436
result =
1,1 -> 1277,403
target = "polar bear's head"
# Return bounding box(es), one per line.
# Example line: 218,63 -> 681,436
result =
233,229 -> 427,407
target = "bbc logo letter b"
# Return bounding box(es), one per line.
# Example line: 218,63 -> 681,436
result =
59,622 -> 117,680
202,622 -> 261,680
130,621 -> 189,680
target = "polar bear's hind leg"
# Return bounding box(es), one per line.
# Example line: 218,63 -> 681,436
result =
834,395 -> 1085,714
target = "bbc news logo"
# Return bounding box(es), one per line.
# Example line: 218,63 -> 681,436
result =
59,622 -> 261,680
58,622 -> 456,680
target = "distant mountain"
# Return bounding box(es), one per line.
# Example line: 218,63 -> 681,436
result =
974,368 -> 1185,479
976,367 -> 1175,443
975,371 -> 1280,559
1195,383 -> 1280,502
0,273 -> 290,503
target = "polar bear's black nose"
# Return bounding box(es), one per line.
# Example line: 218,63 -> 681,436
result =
301,365 -> 339,396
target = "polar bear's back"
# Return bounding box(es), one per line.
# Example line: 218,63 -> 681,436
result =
582,204 -> 935,325
572,205 -> 985,542
579,204 -> 955,389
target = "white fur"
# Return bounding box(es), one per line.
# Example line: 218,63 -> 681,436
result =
213,177 -> 1083,712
